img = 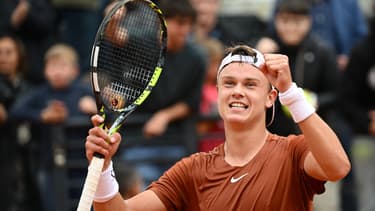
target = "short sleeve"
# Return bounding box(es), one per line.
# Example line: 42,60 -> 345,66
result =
287,135 -> 326,195
147,156 -> 195,210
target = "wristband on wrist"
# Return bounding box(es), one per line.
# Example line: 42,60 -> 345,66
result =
278,83 -> 315,123
93,161 -> 119,203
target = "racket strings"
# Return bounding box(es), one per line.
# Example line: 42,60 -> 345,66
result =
101,81 -> 141,110
120,2 -> 161,70
96,0 -> 164,109
101,1 -> 161,77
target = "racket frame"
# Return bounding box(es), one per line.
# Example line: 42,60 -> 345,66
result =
76,1 -> 167,210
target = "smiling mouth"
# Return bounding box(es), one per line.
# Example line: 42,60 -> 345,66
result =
229,102 -> 249,109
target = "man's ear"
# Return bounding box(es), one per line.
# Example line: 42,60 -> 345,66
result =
266,88 -> 278,108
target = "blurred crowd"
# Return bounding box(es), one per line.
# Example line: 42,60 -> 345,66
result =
0,0 -> 374,210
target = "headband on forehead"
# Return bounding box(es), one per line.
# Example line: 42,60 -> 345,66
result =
217,48 -> 265,76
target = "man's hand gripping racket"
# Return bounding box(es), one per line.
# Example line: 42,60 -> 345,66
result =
76,0 -> 167,210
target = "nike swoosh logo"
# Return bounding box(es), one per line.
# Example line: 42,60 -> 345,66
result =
230,173 -> 248,183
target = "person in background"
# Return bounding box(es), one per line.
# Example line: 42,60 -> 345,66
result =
309,0 -> 368,71
9,43 -> 96,211
189,0 -> 221,42
52,0 -> 102,78
114,160 -> 144,200
84,44 -> 350,211
339,4 -> 375,210
0,0 -> 57,85
340,1 -> 375,144
197,37 -> 225,152
10,43 -> 97,123
199,38 -> 224,116
256,0 -> 339,136
257,0 -> 358,210
0,32 -> 34,211
269,0 -> 368,72
120,0 -> 206,187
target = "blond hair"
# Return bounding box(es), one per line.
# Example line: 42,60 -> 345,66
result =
44,43 -> 79,65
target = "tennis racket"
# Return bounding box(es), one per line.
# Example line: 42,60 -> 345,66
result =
76,0 -> 167,210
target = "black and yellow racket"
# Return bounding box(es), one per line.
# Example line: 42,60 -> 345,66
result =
76,0 -> 167,210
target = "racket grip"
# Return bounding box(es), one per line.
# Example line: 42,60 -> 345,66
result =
76,156 -> 105,211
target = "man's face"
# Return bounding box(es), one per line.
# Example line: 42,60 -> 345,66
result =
275,12 -> 311,46
217,62 -> 275,126
166,16 -> 193,52
0,37 -> 19,77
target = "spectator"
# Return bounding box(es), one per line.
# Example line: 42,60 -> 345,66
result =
114,160 -> 144,200
309,0 -> 368,71
339,8 -> 375,137
269,0 -> 368,71
257,0 -> 339,136
189,0 -> 267,47
0,32 -> 33,211
121,0 -> 206,186
9,43 -> 96,211
189,0 -> 221,42
199,38 -> 224,116
197,38 -> 225,152
339,7 -> 375,211
53,0 -> 102,78
215,9 -> 267,47
0,0 -> 57,85
257,0 -> 359,210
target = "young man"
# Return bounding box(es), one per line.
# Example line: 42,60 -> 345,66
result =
85,45 -> 350,210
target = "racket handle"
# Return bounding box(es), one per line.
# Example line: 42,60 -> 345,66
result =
76,156 -> 105,211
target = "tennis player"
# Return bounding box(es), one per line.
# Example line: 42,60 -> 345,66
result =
85,45 -> 350,210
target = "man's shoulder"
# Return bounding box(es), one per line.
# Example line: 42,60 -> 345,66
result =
268,133 -> 305,146
185,144 -> 223,163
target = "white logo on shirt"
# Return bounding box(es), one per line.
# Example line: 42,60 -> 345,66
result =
230,173 -> 248,183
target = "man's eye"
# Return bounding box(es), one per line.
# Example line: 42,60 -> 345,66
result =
246,82 -> 256,87
224,81 -> 234,86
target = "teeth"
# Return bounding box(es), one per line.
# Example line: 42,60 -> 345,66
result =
230,103 -> 248,108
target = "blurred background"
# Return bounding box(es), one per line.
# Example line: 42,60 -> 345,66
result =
0,0 -> 374,210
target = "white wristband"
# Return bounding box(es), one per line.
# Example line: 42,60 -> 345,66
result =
93,161 -> 119,203
279,83 -> 315,123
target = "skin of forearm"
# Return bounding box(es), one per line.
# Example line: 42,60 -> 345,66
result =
299,113 -> 351,181
158,102 -> 191,123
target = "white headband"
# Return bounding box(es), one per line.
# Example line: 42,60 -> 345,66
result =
217,48 -> 265,76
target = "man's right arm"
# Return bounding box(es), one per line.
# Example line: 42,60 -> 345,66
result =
86,115 -> 167,211
94,190 -> 166,211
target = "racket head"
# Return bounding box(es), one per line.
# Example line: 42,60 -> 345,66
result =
90,0 -> 167,131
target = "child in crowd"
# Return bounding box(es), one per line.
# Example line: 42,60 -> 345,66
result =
10,43 -> 96,123
9,43 -> 96,211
